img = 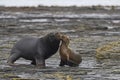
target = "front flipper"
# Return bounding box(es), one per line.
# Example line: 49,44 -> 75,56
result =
35,55 -> 45,68
31,60 -> 36,65
59,59 -> 66,66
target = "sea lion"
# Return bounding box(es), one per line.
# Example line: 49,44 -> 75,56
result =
7,33 -> 60,68
56,32 -> 82,67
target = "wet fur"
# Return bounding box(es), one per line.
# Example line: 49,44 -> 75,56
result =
56,33 -> 82,67
7,33 -> 60,68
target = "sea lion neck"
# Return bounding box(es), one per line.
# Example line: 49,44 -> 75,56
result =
60,40 -> 68,48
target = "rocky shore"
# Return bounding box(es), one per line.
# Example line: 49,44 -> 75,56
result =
0,6 -> 120,80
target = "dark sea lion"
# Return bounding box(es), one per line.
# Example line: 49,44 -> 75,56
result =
7,33 -> 60,68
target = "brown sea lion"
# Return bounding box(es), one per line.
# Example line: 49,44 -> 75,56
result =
56,32 -> 82,67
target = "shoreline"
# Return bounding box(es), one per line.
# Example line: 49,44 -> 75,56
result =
0,5 -> 120,12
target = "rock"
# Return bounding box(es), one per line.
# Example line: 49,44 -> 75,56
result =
96,41 -> 120,60
66,75 -> 73,80
3,74 -> 20,78
12,78 -> 39,80
111,69 -> 120,74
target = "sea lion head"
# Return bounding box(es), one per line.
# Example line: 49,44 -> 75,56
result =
55,32 -> 70,45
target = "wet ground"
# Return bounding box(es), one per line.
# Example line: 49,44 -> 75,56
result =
0,6 -> 120,80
